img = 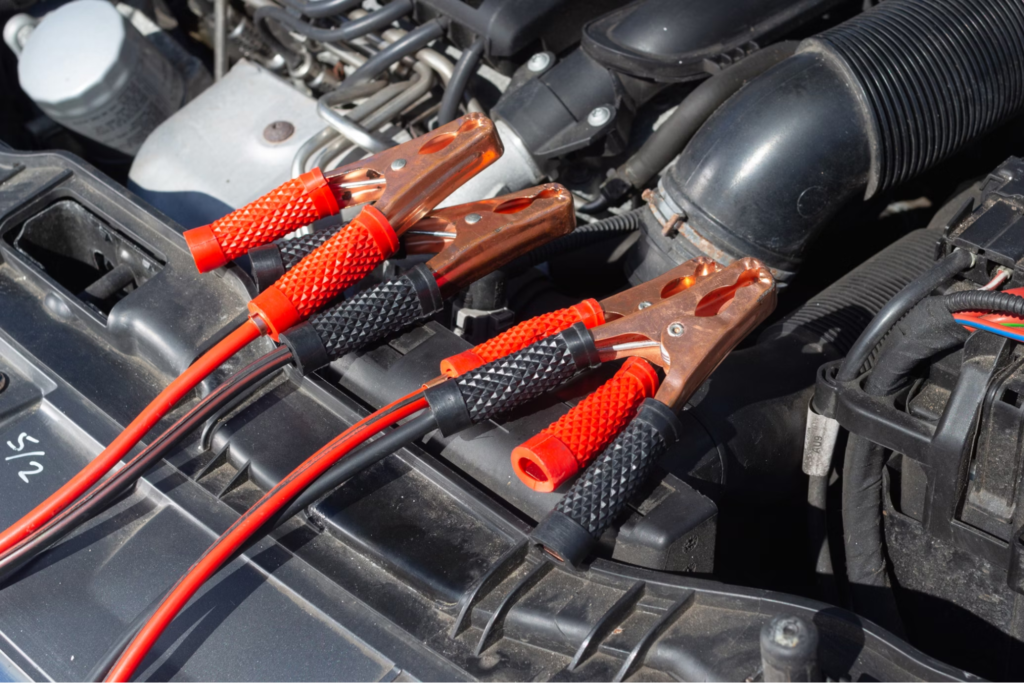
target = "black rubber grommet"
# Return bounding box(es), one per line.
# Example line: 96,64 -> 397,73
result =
561,322 -> 601,370
424,380 -> 473,436
249,244 -> 286,292
530,511 -> 595,569
279,321 -> 330,375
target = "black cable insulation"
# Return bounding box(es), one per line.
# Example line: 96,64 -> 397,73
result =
507,208 -> 645,270
0,348 -> 294,584
280,0 -> 363,19
86,405 -> 435,681
835,249 -> 973,382
255,0 -> 413,65
437,37 -> 484,126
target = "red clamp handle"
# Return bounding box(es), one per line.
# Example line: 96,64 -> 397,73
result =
511,358 -> 659,492
439,299 -> 605,377
248,205 -> 397,339
184,169 -> 340,272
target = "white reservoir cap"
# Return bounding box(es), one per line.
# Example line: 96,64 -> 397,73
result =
18,0 -> 129,117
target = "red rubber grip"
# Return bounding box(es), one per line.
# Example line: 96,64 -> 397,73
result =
511,358 -> 659,492
248,205 -> 397,338
440,299 -> 605,377
184,169 -> 340,272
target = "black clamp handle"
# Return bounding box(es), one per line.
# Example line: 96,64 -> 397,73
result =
530,399 -> 684,568
425,322 -> 600,436
250,221 -> 342,291
279,264 -> 443,375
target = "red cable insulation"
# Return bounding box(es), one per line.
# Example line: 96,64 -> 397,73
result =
106,392 -> 429,682
0,320 -> 262,556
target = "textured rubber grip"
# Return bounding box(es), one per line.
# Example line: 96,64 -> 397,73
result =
512,358 -> 659,492
247,205 -> 398,338
308,266 -> 442,361
453,325 -> 598,424
279,228 -> 336,271
184,169 -> 340,272
555,401 -> 678,537
440,299 -> 605,377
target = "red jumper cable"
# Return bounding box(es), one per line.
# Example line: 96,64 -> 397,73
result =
0,114 -> 502,556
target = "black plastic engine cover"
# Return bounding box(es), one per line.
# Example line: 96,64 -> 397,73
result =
582,0 -> 844,82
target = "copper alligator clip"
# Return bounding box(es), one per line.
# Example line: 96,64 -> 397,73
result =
527,257 -> 777,566
184,113 -> 503,272
276,184 -> 576,375
510,257 -> 776,491
405,184 -> 575,296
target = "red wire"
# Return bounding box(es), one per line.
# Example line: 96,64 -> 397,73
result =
0,320 -> 262,556
106,392 -> 429,682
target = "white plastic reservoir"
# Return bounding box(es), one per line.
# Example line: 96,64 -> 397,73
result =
17,0 -> 184,155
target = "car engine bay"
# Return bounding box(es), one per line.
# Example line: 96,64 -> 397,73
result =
1,0 -> 1024,680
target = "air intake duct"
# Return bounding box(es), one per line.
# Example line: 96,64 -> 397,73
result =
640,0 -> 1024,282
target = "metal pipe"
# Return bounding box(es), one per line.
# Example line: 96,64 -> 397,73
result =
292,78 -> 394,176
317,61 -> 434,169
213,0 -> 228,80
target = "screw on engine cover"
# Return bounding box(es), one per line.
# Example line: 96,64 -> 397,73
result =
668,322 -> 684,337
465,213 -> 482,224
391,158 -> 407,171
638,301 -> 652,310
263,120 -> 295,143
527,53 -> 551,73
587,106 -> 612,127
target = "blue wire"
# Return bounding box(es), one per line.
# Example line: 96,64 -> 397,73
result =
954,316 -> 1024,343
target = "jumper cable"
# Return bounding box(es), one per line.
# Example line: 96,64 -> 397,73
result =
0,114 -> 502,557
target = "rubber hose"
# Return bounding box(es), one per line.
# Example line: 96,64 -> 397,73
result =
255,0 -> 413,65
617,41 -> 798,191
294,0 -> 363,19
510,208 -> 644,270
437,37 -> 484,126
344,20 -> 445,86
841,433 -> 905,636
836,249 -> 973,382
660,0 -> 1024,277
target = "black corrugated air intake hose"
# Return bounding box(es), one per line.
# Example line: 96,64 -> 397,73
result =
651,0 -> 1024,281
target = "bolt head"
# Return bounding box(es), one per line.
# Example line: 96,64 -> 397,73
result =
263,120 -> 295,143
390,158 -> 407,171
668,322 -> 684,337
587,106 -> 612,127
638,301 -> 652,310
527,52 -> 551,72
465,213 -> 482,224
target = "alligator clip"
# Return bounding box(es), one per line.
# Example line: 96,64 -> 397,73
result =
243,116 -> 506,339
277,185 -> 576,374
528,258 -> 777,566
183,113 -> 503,273
588,257 -> 776,410
405,184 -> 574,297
508,257 -> 774,491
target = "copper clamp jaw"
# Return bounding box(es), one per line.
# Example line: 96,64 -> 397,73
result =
324,113 -> 504,233
401,184 -> 575,296
590,257 -> 777,411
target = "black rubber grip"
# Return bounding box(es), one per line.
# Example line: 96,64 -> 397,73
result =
555,400 -> 683,536
451,322 -> 599,424
279,228 -> 336,271
298,264 -> 442,362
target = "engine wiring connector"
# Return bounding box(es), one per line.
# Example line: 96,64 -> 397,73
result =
183,113 -> 503,272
